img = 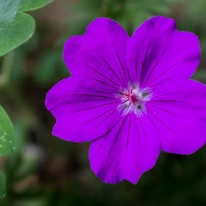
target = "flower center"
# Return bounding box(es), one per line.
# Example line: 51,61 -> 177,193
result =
117,85 -> 152,116
122,87 -> 140,104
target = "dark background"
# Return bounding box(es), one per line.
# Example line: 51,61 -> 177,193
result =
1,0 -> 206,205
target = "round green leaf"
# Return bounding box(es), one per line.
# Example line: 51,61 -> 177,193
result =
0,106 -> 15,156
19,0 -> 53,12
0,12 -> 35,57
0,0 -> 20,21
0,0 -> 53,57
0,171 -> 6,199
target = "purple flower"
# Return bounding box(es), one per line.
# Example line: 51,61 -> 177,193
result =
45,16 -> 206,184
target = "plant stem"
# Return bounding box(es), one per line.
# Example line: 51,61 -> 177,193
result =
0,51 -> 14,87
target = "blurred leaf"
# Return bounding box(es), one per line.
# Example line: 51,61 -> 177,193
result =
34,49 -> 68,85
10,49 -> 26,84
151,4 -> 170,15
164,0 -> 184,3
13,121 -> 26,152
131,11 -> 152,30
0,106 -> 15,156
68,0 -> 103,14
0,0 -> 53,57
66,0 -> 102,35
15,198 -> 46,206
192,69 -> 206,81
0,170 -> 6,199
34,51 -> 59,84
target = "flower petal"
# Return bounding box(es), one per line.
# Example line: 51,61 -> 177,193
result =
64,17 -> 130,88
45,76 -> 121,142
89,113 -> 160,184
45,76 -> 118,117
148,80 -> 206,154
126,16 -> 200,86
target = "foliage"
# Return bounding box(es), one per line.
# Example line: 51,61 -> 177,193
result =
0,106 -> 15,156
0,0 -> 53,199
0,0 -> 53,57
0,171 -> 6,199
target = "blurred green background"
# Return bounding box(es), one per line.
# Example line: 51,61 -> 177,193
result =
1,0 -> 206,205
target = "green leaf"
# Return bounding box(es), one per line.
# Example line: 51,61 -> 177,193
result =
0,0 -> 53,56
0,106 -> 15,156
0,0 -> 20,21
0,13 -> 35,57
0,171 -> 6,199
19,0 -> 53,12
